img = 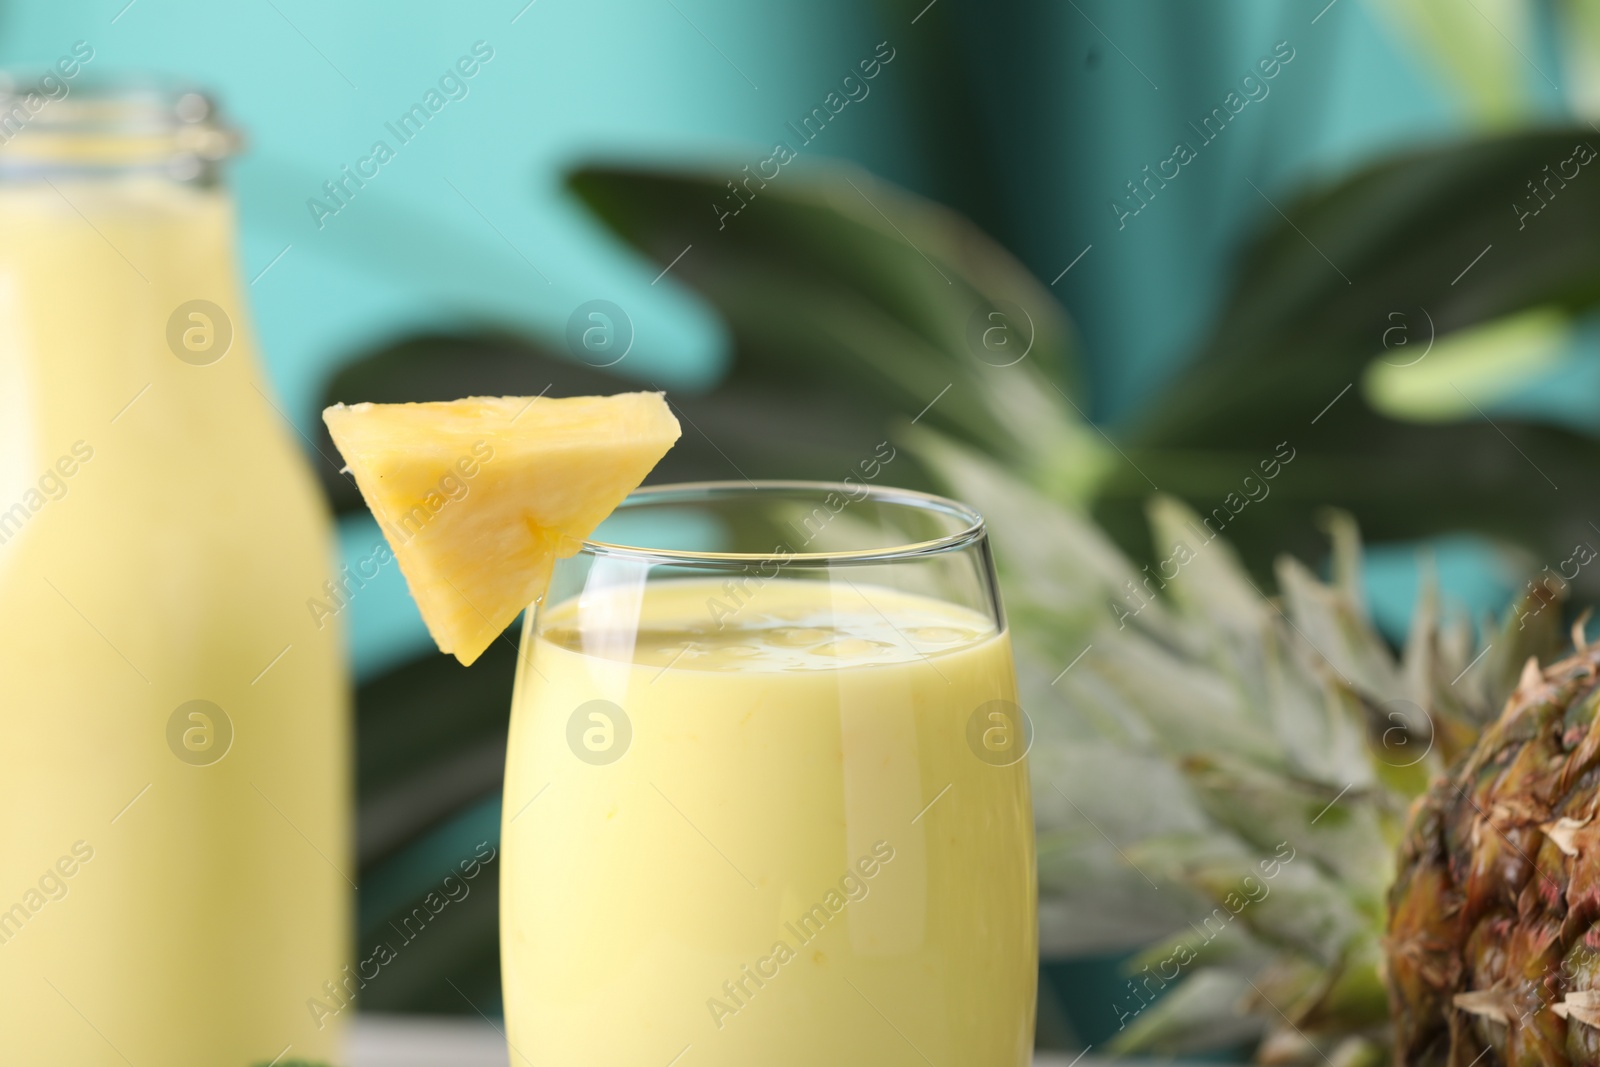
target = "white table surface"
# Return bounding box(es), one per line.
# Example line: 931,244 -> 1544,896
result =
349,1015 -> 1083,1065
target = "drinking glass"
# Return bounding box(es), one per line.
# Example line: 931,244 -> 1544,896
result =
501,481 -> 1036,1065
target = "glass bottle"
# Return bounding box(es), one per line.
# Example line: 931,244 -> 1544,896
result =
0,75 -> 349,1064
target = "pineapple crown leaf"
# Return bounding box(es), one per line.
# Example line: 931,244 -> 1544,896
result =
1316,507 -> 1368,618
1109,968 -> 1266,1055
905,421 -> 1591,1067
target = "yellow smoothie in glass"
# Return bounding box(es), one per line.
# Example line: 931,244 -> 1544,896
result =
502,577 -> 1036,1066
0,170 -> 348,1061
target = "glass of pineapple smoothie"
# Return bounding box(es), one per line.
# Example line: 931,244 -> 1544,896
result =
499,480 -> 1036,1066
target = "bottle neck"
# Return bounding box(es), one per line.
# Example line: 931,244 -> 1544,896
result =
0,75 -> 239,184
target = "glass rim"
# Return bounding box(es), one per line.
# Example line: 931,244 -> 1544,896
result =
582,479 -> 986,567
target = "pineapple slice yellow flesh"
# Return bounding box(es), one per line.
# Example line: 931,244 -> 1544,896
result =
323,392 -> 682,665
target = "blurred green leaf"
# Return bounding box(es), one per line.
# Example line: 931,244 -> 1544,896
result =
1110,129 -> 1600,590
356,641 -> 515,867
567,160 -> 1110,502
561,140 -> 1600,601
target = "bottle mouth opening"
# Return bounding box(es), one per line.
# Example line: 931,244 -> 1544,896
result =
0,73 -> 240,181
581,480 -> 988,569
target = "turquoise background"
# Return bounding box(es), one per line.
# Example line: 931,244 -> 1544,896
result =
0,0 -> 1557,672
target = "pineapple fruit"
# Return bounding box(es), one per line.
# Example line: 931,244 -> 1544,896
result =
1389,640 -> 1600,1067
323,392 -> 681,665
905,425 -> 1569,1065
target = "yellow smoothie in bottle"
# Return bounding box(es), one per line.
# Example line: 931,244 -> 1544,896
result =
501,578 -> 1036,1066
0,116 -> 348,1062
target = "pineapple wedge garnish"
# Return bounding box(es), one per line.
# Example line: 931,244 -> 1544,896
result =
323,392 -> 681,665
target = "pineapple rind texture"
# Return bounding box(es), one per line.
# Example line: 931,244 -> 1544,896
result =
1389,647 -> 1600,1067
323,392 -> 682,665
